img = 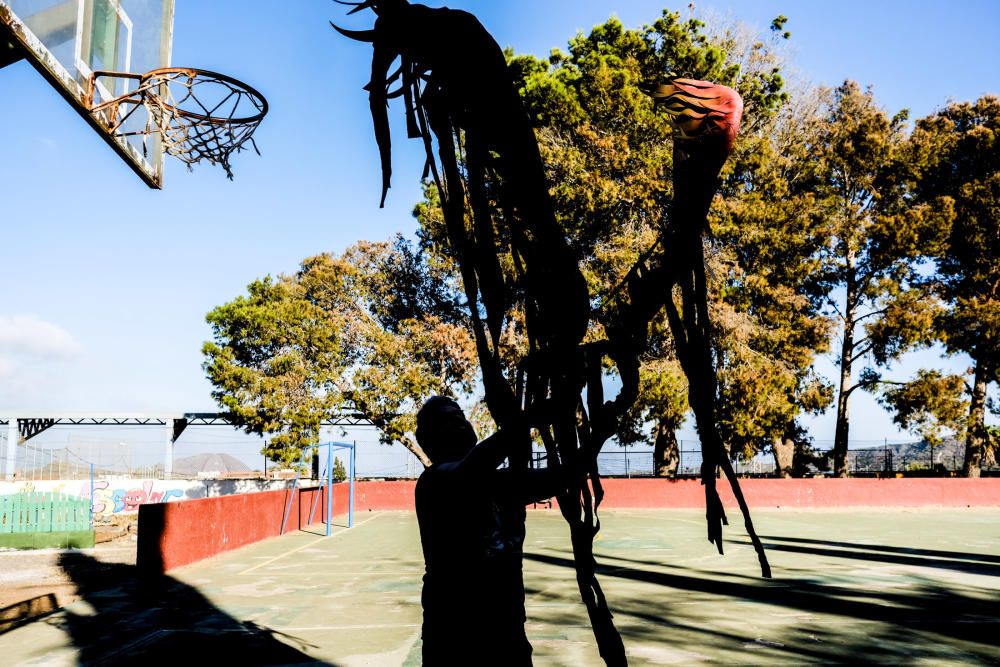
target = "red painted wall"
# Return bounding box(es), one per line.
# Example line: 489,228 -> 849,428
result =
354,480 -> 417,511
347,478 -> 1000,511
138,482 -> 351,573
139,478 -> 1000,574
593,478 -> 1000,509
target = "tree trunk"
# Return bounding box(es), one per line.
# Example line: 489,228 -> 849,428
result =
772,435 -> 793,478
962,360 -> 989,478
833,289 -> 857,477
653,419 -> 680,477
399,434 -> 433,468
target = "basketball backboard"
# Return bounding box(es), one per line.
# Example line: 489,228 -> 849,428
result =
0,0 -> 174,188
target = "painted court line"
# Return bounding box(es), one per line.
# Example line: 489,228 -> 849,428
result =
275,624 -> 421,631
272,571 -> 421,576
298,560 -> 424,566
238,514 -> 381,575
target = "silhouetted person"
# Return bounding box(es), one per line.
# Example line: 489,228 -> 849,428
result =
414,396 -> 555,666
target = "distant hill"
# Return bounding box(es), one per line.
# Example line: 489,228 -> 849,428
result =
172,453 -> 253,477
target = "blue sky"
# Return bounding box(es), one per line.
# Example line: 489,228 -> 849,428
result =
1,0 -> 998,467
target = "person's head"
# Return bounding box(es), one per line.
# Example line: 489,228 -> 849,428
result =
415,396 -> 477,464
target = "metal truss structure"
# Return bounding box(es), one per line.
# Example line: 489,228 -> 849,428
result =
0,411 -> 375,480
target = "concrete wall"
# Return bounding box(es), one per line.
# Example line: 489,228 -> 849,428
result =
594,478 -> 1000,509
348,477 -> 1000,511
18,477 -> 997,524
139,482 -> 350,573
138,478 -> 1000,574
353,480 -> 419,510
0,478 -> 296,520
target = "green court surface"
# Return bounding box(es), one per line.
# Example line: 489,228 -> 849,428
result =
2,509 -> 998,665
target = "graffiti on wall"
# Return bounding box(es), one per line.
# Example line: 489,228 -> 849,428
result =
85,480 -> 185,517
1,478 -> 294,518
1,480 -> 185,518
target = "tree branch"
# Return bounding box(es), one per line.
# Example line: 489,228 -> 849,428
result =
826,297 -> 845,322
849,341 -> 875,365
854,307 -> 889,323
844,376 -> 881,397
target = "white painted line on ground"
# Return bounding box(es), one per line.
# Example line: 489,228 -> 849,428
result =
294,560 -> 423,566
272,624 -> 422,631
237,514 -> 381,575
263,571 -> 421,576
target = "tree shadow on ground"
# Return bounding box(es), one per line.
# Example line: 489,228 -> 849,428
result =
732,537 -> 1000,577
51,552 -> 334,665
0,593 -> 59,634
758,534 -> 1000,564
525,549 -> 1000,663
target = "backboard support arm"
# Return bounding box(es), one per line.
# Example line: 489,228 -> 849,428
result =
0,13 -> 160,188
0,35 -> 24,69
0,1 -> 170,189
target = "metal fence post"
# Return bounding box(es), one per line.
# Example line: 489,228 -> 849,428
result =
163,423 -> 174,480
4,419 -> 17,481
349,442 -> 356,529
326,442 -> 333,537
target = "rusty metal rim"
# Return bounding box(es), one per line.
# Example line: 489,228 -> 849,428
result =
139,66 -> 269,124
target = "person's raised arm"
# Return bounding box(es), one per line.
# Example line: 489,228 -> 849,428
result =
445,428 -> 521,479
490,467 -> 562,505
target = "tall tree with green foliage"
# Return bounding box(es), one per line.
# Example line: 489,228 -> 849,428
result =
906,96 -> 1000,476
411,11 -> 836,483
614,327 -> 689,477
203,236 -> 476,467
806,81 -> 921,477
525,12 -> 840,477
202,274 -> 344,467
877,369 -> 969,449
712,86 -> 835,474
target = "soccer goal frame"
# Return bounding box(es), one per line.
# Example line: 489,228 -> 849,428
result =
280,441 -> 355,537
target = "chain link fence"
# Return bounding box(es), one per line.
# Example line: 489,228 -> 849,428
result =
3,440 -> 160,481
0,427 -> 424,482
2,426 -> 994,482
807,439 -> 996,475
591,441 -> 996,478
594,447 -> 775,477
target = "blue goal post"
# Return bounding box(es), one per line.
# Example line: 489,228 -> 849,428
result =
281,441 -> 356,537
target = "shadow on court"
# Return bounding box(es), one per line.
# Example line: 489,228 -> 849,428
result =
758,534 -> 1000,565
4,510 -> 997,665
741,537 -> 1000,578
51,552 -> 335,665
525,547 -> 1000,663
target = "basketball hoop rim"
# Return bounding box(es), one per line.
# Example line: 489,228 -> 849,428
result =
142,67 -> 269,123
91,66 -> 269,124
